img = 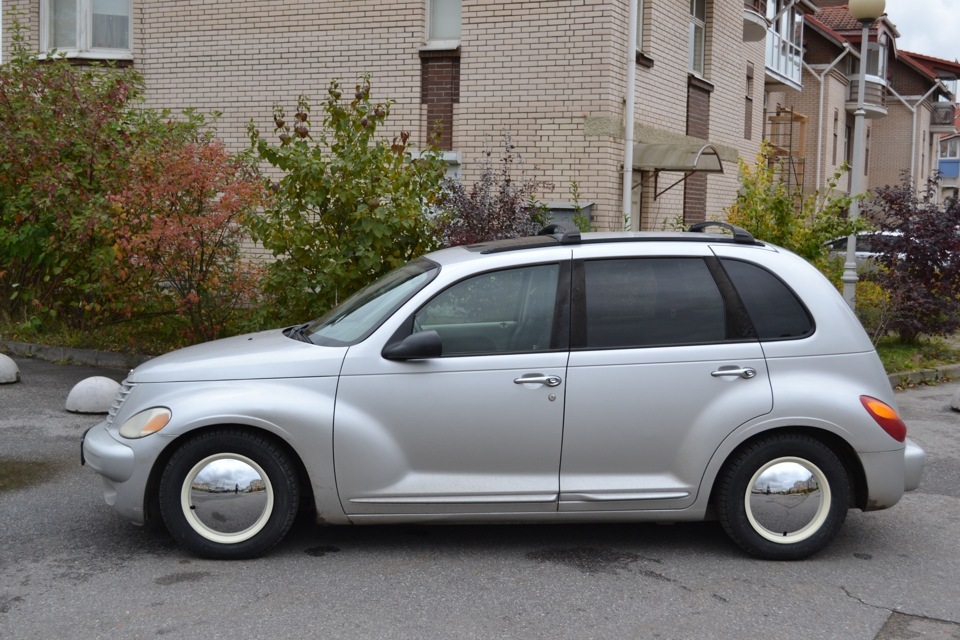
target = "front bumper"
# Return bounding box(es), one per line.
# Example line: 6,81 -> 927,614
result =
81,421 -> 151,525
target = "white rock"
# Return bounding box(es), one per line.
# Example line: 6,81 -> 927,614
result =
0,354 -> 20,384
66,376 -> 120,414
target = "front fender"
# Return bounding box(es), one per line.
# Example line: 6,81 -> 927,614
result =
123,377 -> 348,524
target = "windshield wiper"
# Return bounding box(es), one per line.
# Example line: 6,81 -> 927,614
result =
285,323 -> 313,343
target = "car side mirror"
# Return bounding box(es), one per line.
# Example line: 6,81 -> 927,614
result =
382,330 -> 443,360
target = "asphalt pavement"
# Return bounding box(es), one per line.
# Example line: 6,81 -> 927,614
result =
0,356 -> 958,640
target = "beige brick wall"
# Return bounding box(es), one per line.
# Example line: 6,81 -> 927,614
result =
6,0 -> 766,233
633,0 -> 765,229
872,98 -> 937,191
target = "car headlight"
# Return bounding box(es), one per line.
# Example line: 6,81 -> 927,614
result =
119,407 -> 172,439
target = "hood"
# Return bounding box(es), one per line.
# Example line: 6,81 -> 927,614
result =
129,329 -> 348,383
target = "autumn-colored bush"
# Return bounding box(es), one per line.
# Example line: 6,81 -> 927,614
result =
110,141 -> 267,343
0,16 -> 239,347
0,18 -> 143,327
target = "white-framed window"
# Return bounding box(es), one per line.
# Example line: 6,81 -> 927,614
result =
41,0 -> 132,59
426,0 -> 461,48
636,0 -> 646,53
689,0 -> 706,75
941,137 -> 960,160
855,32 -> 888,82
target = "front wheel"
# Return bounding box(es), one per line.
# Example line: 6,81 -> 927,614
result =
159,429 -> 300,559
716,434 -> 849,560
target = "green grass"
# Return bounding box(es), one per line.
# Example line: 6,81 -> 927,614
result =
875,336 -> 960,374
0,318 -> 179,356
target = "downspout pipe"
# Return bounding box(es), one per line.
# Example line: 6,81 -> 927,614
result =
623,0 -> 639,231
803,44 -> 852,193
887,82 -> 942,188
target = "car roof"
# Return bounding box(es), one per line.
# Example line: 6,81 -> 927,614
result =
459,222 -> 761,255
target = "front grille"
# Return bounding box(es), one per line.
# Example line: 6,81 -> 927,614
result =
106,381 -> 135,425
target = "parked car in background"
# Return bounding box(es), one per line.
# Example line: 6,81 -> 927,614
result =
825,231 -> 902,271
82,223 -> 924,561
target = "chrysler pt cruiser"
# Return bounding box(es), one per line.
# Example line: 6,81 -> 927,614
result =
81,223 -> 925,560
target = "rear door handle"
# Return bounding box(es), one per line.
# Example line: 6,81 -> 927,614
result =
514,374 -> 563,387
711,367 -> 757,379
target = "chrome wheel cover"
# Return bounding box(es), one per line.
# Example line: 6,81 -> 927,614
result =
744,456 -> 831,544
180,453 -> 275,544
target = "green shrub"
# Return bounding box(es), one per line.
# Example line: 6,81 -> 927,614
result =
247,76 -> 447,323
722,141 -> 864,270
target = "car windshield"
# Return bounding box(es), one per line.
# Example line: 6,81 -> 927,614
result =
304,258 -> 439,346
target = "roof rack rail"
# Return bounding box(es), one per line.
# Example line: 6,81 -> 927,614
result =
537,224 -> 581,244
687,221 -> 756,245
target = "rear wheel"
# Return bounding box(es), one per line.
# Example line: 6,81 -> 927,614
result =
159,429 -> 299,559
716,434 -> 849,560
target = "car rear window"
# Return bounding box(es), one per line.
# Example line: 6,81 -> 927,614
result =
720,259 -> 813,340
581,258 -> 727,348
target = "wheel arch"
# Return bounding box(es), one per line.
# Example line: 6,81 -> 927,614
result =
707,426 -> 868,512
143,424 -> 314,527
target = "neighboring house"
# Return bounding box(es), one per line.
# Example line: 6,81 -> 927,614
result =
939,133 -> 960,200
2,0 -> 768,232
872,49 -> 957,193
764,1 -> 957,202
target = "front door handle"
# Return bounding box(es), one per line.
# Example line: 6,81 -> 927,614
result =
711,367 -> 757,379
514,374 -> 563,387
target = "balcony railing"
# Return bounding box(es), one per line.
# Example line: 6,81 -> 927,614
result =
846,76 -> 887,119
744,0 -> 769,42
931,102 -> 957,134
766,27 -> 803,89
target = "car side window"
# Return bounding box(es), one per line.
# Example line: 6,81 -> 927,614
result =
581,258 -> 726,348
414,263 -> 561,355
720,258 -> 813,340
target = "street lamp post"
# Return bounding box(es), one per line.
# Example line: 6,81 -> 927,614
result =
842,0 -> 886,310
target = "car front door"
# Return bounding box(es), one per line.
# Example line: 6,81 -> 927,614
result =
334,260 -> 570,516
559,244 -> 774,512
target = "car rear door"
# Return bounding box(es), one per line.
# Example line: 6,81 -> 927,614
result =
559,242 -> 774,512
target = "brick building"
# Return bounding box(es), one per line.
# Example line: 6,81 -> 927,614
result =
766,1 -> 958,201
2,1 -> 955,233
2,0 -> 770,232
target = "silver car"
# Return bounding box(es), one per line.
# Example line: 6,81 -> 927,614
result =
82,223 -> 925,561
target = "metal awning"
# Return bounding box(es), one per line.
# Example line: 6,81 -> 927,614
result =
633,143 -> 724,173
632,143 -> 724,199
